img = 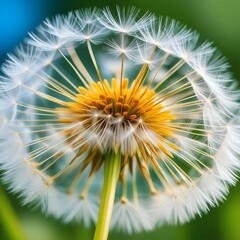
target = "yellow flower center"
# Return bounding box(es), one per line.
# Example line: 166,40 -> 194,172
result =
56,76 -> 178,158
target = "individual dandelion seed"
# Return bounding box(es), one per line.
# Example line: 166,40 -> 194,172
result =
1,6 -> 240,240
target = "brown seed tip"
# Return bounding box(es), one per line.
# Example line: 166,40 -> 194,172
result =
120,197 -> 127,204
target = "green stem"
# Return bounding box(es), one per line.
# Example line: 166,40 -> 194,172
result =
93,152 -> 121,240
0,186 -> 25,240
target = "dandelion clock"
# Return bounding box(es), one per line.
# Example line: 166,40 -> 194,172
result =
1,7 -> 240,240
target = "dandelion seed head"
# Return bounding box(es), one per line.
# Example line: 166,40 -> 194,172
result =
1,7 -> 240,233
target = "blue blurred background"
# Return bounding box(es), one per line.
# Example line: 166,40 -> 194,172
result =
0,0 -> 240,239
0,0 -> 44,60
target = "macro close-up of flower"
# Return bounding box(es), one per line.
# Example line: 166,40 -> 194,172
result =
1,6 -> 240,240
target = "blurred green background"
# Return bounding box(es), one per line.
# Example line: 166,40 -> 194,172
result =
0,0 -> 240,239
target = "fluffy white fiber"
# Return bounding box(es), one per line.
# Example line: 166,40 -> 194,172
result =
0,7 -> 240,233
